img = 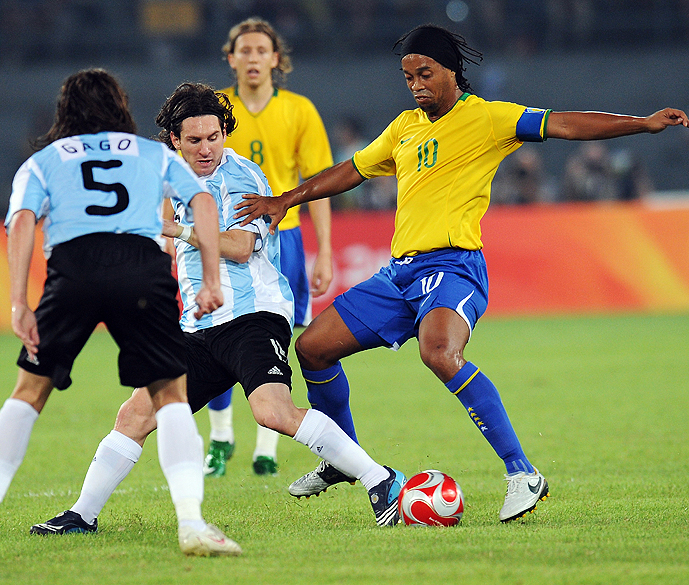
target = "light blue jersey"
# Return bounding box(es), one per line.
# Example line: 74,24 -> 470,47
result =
6,132 -> 206,256
174,148 -> 294,333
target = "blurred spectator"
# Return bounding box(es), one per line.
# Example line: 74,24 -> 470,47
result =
20,106 -> 54,160
492,146 -> 555,205
365,176 -> 398,210
0,0 -> 686,210
0,105 -> 54,217
504,0 -> 550,56
544,0 -> 596,49
1,0 -> 689,66
561,142 -> 619,202
330,115 -> 398,210
610,149 -> 653,200
560,143 -> 653,202
0,0 -> 56,64
331,115 -> 369,210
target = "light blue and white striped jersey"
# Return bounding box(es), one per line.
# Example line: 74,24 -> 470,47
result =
5,132 -> 206,256
174,148 -> 294,333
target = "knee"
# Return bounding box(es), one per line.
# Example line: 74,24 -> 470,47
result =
295,330 -> 328,370
10,371 -> 53,413
418,343 -> 466,383
295,307 -> 359,370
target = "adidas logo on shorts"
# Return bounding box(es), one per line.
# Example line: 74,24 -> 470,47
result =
267,366 -> 283,376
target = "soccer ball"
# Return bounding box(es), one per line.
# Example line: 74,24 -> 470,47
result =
398,470 -> 464,526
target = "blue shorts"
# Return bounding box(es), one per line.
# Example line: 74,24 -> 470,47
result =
333,248 -> 489,350
279,226 -> 311,327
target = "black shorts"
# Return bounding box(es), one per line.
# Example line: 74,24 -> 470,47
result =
184,311 -> 292,414
18,233 -> 187,390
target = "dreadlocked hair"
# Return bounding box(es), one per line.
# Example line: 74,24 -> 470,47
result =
393,25 -> 482,94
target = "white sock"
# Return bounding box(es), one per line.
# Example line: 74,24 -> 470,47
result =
253,424 -> 279,461
208,405 -> 234,443
0,399 -> 39,502
71,430 -> 142,525
293,409 -> 388,490
155,402 -> 205,528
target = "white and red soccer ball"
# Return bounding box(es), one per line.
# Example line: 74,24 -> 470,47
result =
398,470 -> 464,526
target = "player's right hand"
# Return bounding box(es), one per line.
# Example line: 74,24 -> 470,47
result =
11,303 -> 40,360
194,285 -> 224,319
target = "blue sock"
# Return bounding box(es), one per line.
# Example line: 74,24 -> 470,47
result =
446,362 -> 534,475
302,362 -> 358,443
208,386 -> 233,411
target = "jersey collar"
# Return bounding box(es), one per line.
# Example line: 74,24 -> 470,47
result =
425,92 -> 470,123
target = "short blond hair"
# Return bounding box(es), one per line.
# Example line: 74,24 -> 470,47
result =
222,17 -> 293,86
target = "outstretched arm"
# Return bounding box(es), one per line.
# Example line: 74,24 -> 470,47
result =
547,108 -> 688,140
235,160 -> 364,234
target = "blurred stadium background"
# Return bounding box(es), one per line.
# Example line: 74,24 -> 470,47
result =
1,0 -> 689,326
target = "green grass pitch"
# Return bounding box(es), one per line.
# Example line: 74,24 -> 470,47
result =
1,312 -> 688,584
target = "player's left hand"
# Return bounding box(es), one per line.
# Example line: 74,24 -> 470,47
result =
11,303 -> 40,360
310,252 -> 333,297
646,108 -> 688,133
162,219 -> 180,239
194,285 -> 224,319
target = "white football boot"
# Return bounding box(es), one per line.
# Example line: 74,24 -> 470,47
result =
499,469 -> 550,522
288,460 -> 356,498
178,524 -> 242,556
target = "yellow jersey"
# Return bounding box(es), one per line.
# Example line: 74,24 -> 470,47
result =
221,86 -> 333,230
353,93 -> 549,257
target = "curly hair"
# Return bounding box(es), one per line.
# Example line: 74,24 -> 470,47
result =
155,82 -> 237,149
33,68 -> 136,150
221,17 -> 293,87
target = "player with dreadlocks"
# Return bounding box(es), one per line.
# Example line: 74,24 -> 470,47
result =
235,23 -> 688,523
